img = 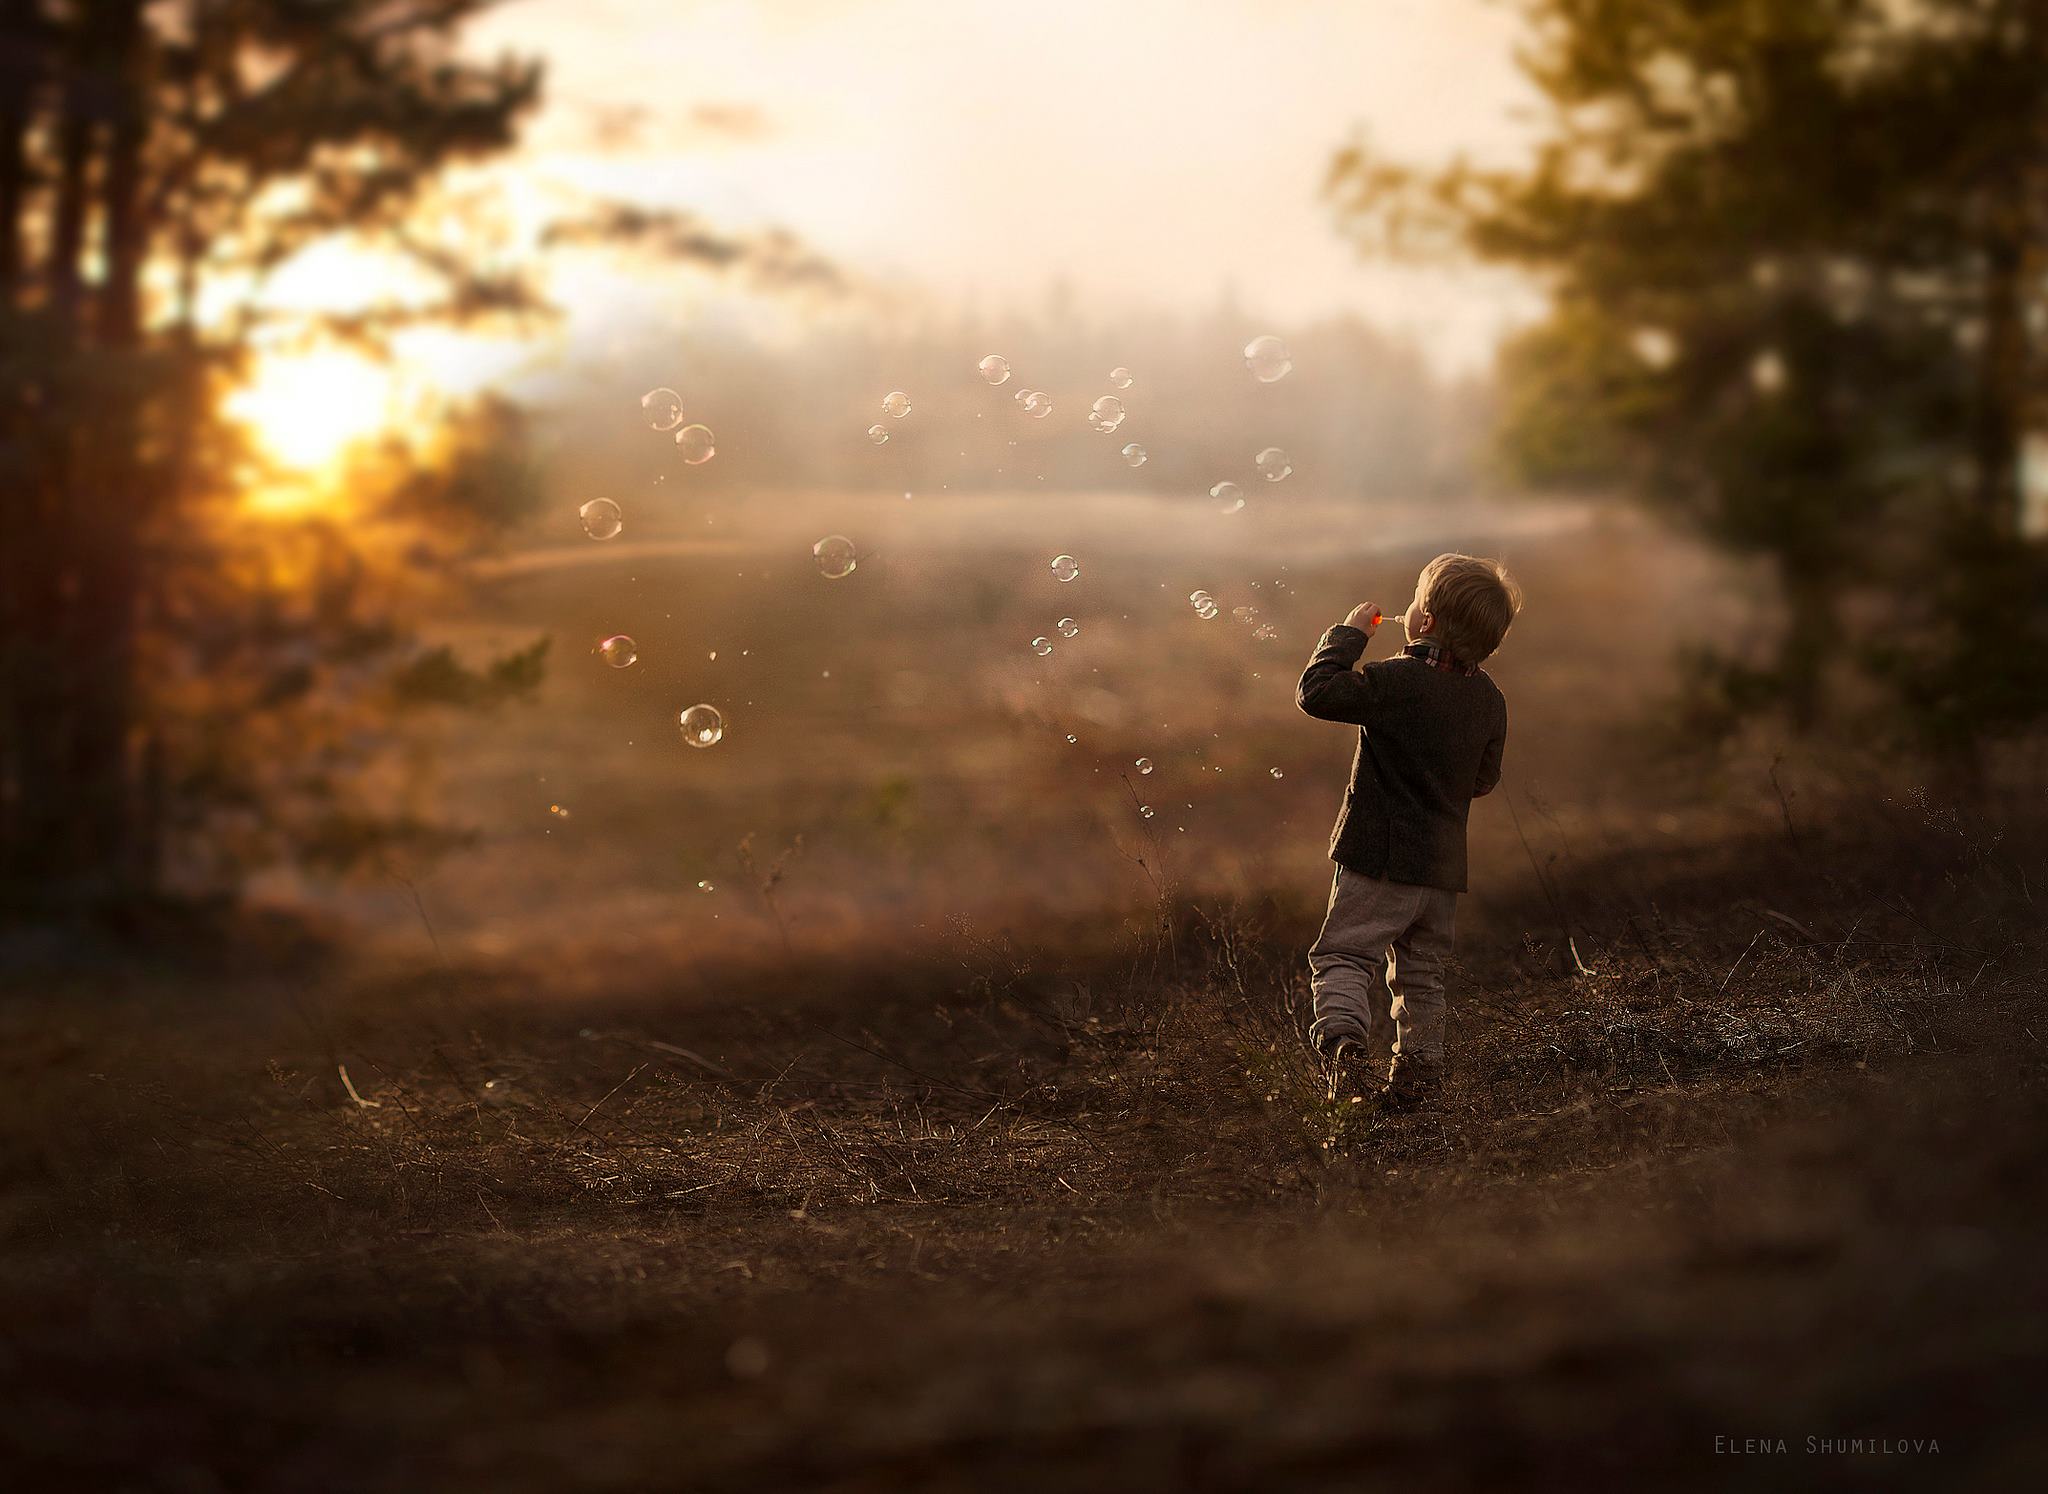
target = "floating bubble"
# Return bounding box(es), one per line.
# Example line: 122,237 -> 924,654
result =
679,703 -> 724,748
596,634 -> 638,668
1139,805 -> 1156,819
812,534 -> 858,579
1057,617 -> 1079,638
1244,335 -> 1293,383
1232,605 -> 1258,623
1087,395 -> 1125,433
1135,758 -> 1154,775
641,387 -> 684,431
866,423 -> 890,446
1252,622 -> 1279,640
1050,554 -> 1081,582
1109,366 -> 1133,389
1196,601 -> 1220,619
1189,590 -> 1213,605
1270,767 -> 1284,779
674,424 -> 717,464
1211,481 -> 1243,505
978,354 -> 1012,385
1014,386 -> 1034,405
1121,442 -> 1148,467
579,497 -> 623,540
697,879 -> 715,892
1031,636 -> 1053,657
1065,734 -> 1078,744
1023,391 -> 1053,419
882,390 -> 911,418
1255,446 -> 1292,482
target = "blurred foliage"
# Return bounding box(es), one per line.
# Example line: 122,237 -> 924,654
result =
0,0 -> 548,912
1330,0 -> 2048,759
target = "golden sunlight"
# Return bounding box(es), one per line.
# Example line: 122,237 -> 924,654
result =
225,350 -> 395,474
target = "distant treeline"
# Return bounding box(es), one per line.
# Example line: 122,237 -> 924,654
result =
532,300 -> 1494,509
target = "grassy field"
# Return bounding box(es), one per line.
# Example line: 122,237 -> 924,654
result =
5,494 -> 2045,1489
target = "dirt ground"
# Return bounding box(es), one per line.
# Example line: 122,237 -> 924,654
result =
4,805 -> 2044,1492
5,503 -> 2045,1489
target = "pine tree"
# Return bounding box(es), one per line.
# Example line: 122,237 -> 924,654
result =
1330,0 -> 2048,750
0,0 -> 544,911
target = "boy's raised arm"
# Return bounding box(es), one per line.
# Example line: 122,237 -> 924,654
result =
1296,618 -> 1385,726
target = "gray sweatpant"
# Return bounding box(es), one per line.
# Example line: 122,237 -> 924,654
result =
1308,866 -> 1458,1063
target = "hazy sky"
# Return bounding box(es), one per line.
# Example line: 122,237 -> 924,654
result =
470,0 -> 1545,373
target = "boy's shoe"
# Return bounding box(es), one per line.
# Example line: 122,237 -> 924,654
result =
1309,1016 -> 1370,1061
1310,1020 -> 1370,1103
1379,1054 -> 1444,1113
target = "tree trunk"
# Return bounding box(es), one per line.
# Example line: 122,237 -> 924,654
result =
1974,224 -> 2026,535
98,0 -> 145,345
1777,565 -> 1834,733
0,0 -> 154,911
54,0 -> 152,903
0,0 -> 34,295
47,64 -> 91,326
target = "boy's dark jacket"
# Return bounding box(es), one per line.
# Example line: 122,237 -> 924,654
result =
1296,624 -> 1507,893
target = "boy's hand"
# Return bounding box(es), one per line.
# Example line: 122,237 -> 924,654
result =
1343,603 -> 1383,631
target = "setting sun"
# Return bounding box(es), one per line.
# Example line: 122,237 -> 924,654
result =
225,350 -> 395,473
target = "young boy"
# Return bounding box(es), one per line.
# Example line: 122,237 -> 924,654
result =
1296,552 -> 1520,1109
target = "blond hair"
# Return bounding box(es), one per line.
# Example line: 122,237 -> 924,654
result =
1416,553 -> 1521,664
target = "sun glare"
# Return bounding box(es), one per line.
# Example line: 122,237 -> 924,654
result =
226,351 -> 395,474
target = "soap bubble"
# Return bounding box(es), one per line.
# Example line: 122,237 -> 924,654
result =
1031,636 -> 1053,657
1014,386 -> 1034,404
1196,600 -> 1219,619
978,354 -> 1012,385
1135,758 -> 1154,775
1066,734 -> 1078,744
1023,391 -> 1052,419
1109,366 -> 1133,389
679,704 -> 724,748
579,497 -> 623,540
1211,481 -> 1244,514
596,634 -> 638,668
674,424 -> 717,464
1255,446 -> 1293,482
1270,767 -> 1284,779
1087,395 -> 1124,433
1139,805 -> 1156,820
866,423 -> 890,446
1050,554 -> 1081,582
1057,617 -> 1079,638
882,390 -> 911,418
812,534 -> 858,579
641,387 -> 684,431
1121,442 -> 1148,467
675,700 -> 724,745
1189,590 -> 1213,605
1244,335 -> 1293,383
1232,605 -> 1258,623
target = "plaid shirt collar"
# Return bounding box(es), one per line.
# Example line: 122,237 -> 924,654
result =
1405,639 -> 1480,676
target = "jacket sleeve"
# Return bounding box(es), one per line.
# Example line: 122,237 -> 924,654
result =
1473,702 -> 1507,797
1296,624 -> 1387,726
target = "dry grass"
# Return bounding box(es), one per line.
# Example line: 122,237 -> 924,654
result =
4,811 -> 2046,1487
5,492 -> 2047,1487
